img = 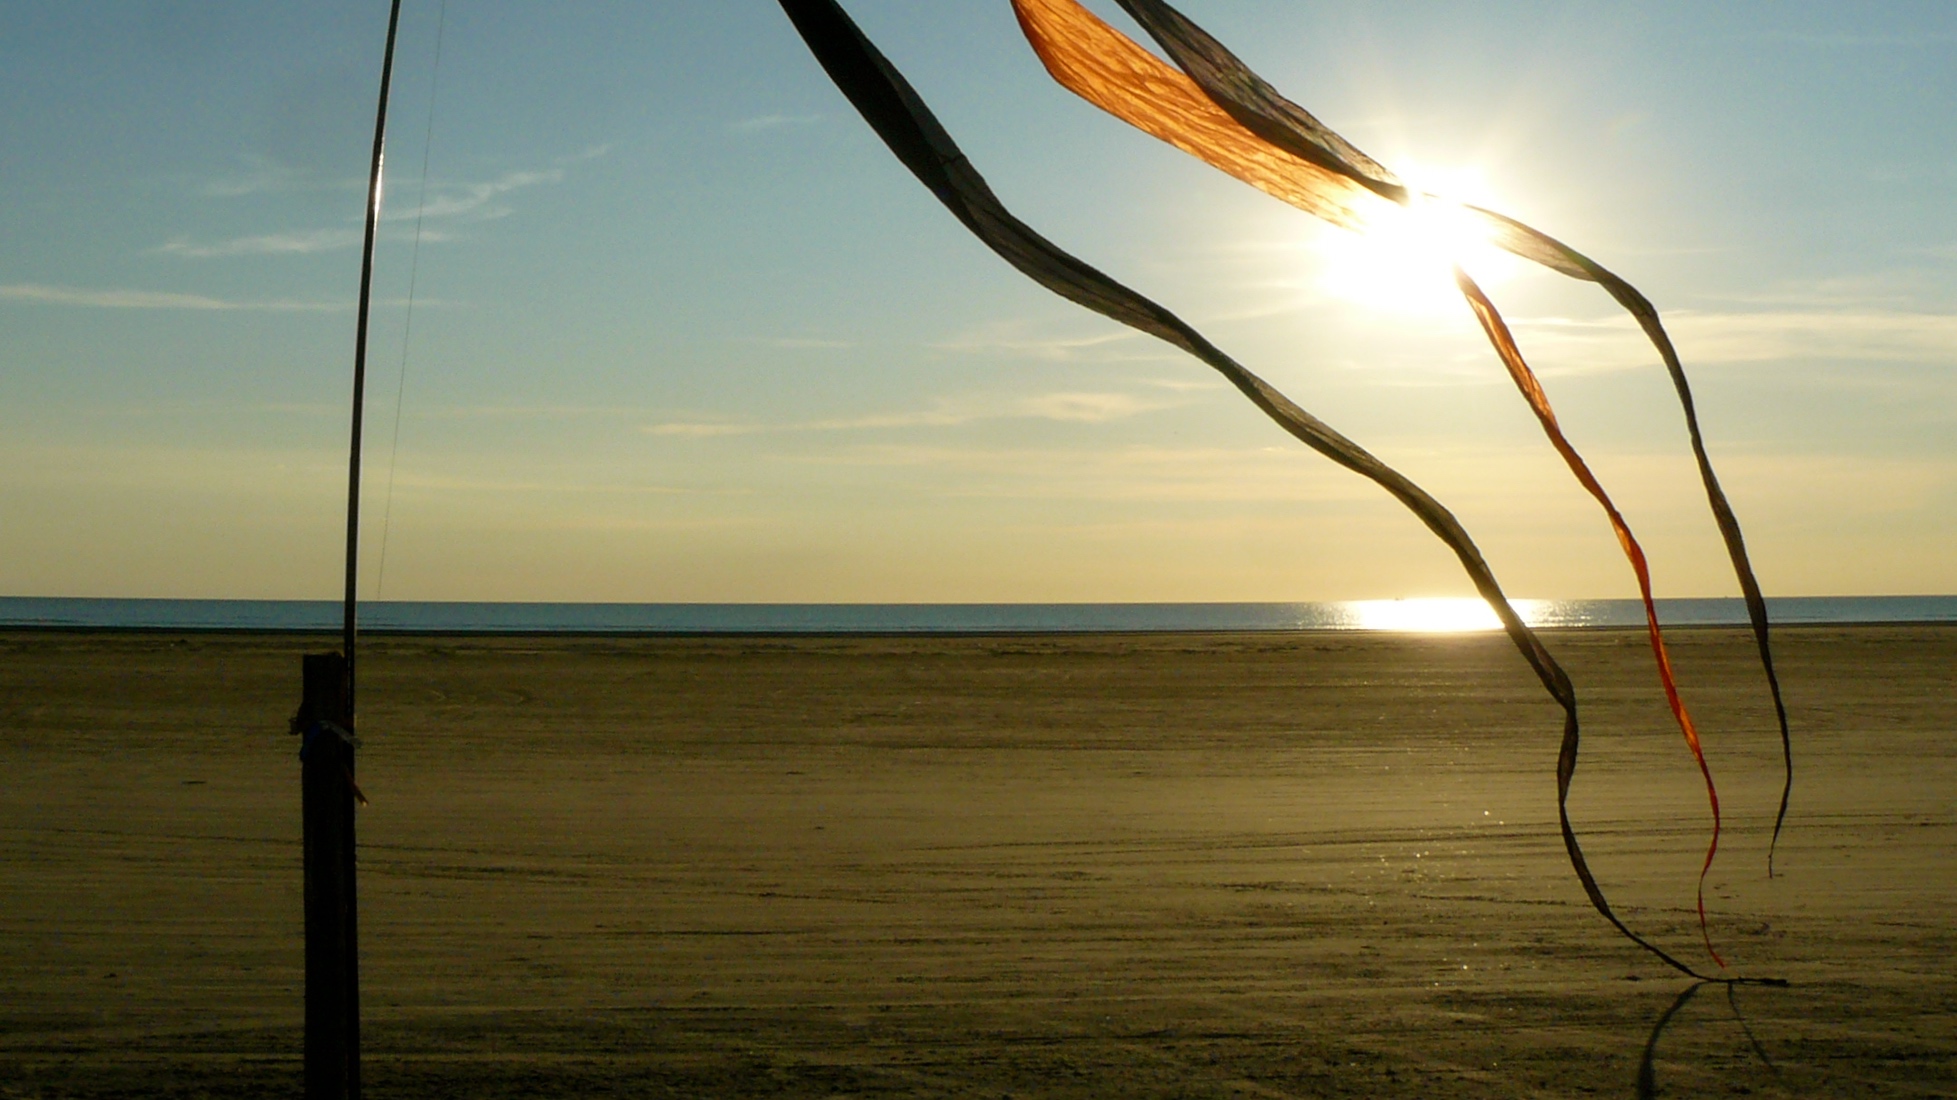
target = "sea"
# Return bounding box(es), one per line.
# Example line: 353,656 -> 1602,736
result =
2,596 -> 1953,634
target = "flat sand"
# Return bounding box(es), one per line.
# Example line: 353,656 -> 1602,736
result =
1,626 -> 1952,1098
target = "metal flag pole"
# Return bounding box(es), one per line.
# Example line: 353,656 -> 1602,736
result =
346,0 -> 406,715
297,3 -> 403,1098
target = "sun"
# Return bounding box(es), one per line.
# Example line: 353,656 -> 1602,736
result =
1310,165 -> 1521,316
1345,597 -> 1550,633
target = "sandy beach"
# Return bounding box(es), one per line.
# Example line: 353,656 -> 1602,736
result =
2,625 -> 1952,1097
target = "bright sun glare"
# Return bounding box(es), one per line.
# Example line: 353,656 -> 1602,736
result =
1346,597 -> 1548,633
1312,165 -> 1520,316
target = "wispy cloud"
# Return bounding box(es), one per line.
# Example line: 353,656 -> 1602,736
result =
795,441 -> 1378,505
395,168 -> 563,223
1705,272 -> 1949,309
1139,376 -> 1224,393
1715,451 -> 1956,515
754,336 -> 855,350
1677,310 -> 1957,364
1018,392 -> 1168,423
732,113 -> 821,132
642,407 -> 968,439
1754,30 -> 1957,48
413,403 -> 644,422
644,391 -> 1182,439
156,228 -> 362,258
930,322 -> 1158,362
193,155 -> 360,199
645,421 -> 765,438
1902,241 -> 1957,260
164,149 -> 607,259
379,471 -> 699,497
1509,309 -> 1957,375
0,283 -> 344,311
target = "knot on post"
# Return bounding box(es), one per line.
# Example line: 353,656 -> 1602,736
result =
296,720 -> 358,762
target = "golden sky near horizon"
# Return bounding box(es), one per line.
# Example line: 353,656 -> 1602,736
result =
2,2 -> 1953,602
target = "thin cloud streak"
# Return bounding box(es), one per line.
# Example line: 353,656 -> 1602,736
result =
1707,273 -> 1952,309
797,441 -> 1376,505
1019,392 -> 1169,422
394,168 -> 564,223
0,283 -> 345,311
157,228 -> 361,258
733,113 -> 822,132
644,391 -> 1181,438
1139,377 -> 1224,392
381,471 -> 701,497
1510,309 -> 1957,374
645,422 -> 765,438
1755,30 -> 1957,48
414,403 -> 647,422
929,324 -> 1161,362
194,156 -> 362,199
163,153 -> 601,259
757,336 -> 855,349
158,225 -> 460,258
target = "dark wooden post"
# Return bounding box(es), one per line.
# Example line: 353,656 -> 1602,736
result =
298,652 -> 360,1099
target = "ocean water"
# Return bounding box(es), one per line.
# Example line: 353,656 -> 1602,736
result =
2,596 -> 1953,634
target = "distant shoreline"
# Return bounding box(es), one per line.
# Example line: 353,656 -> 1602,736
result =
2,595 -> 1954,635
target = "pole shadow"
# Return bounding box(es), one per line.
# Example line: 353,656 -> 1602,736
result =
1637,981 -> 1781,1098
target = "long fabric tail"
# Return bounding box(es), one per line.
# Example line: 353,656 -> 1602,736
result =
775,0 -> 1725,981
1010,0 -> 1801,964
1455,268 -> 1724,967
1099,0 -> 1794,877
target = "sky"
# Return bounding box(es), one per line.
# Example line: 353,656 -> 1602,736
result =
2,0 -> 1953,603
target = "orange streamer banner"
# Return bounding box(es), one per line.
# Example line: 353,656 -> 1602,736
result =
777,0 -> 1792,983
1010,0 -> 1752,974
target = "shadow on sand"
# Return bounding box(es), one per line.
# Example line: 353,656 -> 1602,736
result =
1638,981 -> 1780,1098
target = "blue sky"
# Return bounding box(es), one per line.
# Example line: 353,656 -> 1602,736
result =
3,1 -> 1952,601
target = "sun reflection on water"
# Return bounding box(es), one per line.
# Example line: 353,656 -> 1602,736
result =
1342,597 -> 1553,633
